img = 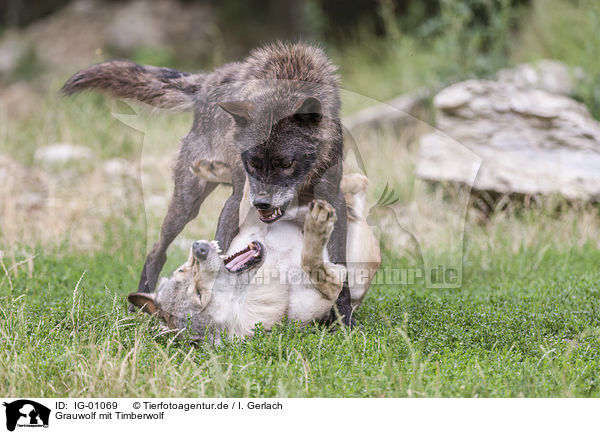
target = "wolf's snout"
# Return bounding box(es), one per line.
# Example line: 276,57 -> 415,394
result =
192,241 -> 211,260
253,195 -> 286,223
253,200 -> 272,210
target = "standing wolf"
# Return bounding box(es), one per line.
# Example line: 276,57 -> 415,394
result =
62,42 -> 354,324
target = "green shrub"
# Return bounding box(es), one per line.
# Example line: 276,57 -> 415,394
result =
513,0 -> 600,118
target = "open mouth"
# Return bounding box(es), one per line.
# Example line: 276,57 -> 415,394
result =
223,241 -> 264,273
258,207 -> 284,223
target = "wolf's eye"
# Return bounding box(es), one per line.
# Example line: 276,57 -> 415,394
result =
280,160 -> 293,169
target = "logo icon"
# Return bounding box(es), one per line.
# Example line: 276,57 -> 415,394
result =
3,400 -> 50,432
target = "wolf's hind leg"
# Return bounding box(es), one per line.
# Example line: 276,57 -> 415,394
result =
302,200 -> 347,301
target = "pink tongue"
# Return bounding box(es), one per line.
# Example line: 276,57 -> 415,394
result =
226,249 -> 257,271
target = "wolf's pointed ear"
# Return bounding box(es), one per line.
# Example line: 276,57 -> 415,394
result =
128,292 -> 158,314
218,100 -> 253,126
294,97 -> 322,123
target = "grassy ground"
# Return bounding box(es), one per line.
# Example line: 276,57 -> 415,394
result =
1,240 -> 599,397
1,0 -> 600,397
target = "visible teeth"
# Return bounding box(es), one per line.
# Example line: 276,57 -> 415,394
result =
259,208 -> 282,220
253,252 -> 260,257
209,240 -> 221,253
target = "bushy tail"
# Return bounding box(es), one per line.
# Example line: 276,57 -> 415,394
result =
61,60 -> 205,110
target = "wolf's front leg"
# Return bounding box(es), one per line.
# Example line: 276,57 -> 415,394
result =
302,200 -> 347,301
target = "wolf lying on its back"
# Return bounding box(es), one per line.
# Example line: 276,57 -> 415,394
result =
63,42 -> 355,324
128,163 -> 380,342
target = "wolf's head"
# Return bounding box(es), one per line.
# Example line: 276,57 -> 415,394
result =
218,43 -> 342,224
128,240 -> 223,336
220,90 -> 342,223
128,239 -> 265,338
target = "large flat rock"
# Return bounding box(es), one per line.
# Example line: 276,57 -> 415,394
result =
416,67 -> 600,201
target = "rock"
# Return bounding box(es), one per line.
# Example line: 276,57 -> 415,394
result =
496,60 -> 583,96
416,75 -> 600,202
34,144 -> 94,167
342,60 -> 581,136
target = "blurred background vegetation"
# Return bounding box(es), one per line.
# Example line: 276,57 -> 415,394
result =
1,0 -> 599,256
0,0 -> 598,116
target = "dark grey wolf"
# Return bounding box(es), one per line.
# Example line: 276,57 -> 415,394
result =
128,165 -> 380,343
62,42 -> 353,324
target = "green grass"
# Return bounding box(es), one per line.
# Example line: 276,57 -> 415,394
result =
1,238 -> 599,397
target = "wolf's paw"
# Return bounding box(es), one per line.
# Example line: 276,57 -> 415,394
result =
305,199 -> 337,242
190,159 -> 232,184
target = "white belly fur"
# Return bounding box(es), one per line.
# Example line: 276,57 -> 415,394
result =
206,173 -> 381,336
217,207 -> 333,329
